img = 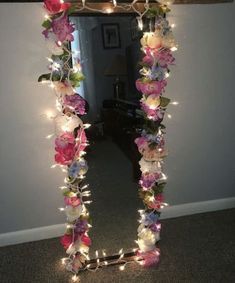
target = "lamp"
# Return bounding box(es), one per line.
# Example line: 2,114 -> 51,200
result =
104,54 -> 127,100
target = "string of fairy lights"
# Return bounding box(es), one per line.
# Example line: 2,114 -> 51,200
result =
40,0 -> 178,282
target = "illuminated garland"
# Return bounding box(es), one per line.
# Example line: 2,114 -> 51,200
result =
135,11 -> 177,265
39,0 -> 177,280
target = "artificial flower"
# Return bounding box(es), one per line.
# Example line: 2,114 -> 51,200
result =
63,94 -> 86,115
68,159 -> 88,179
137,249 -> 160,267
75,128 -> 88,155
44,0 -> 71,14
60,233 -> 76,250
139,172 -> 161,189
142,47 -> 175,68
51,14 -> 75,43
142,94 -> 161,110
146,194 -> 164,210
137,226 -> 160,252
139,158 -> 162,174
136,79 -> 167,95
54,114 -> 83,136
54,81 -> 74,96
55,132 -> 76,165
140,103 -> 164,121
65,205 -> 83,222
72,254 -> 87,272
141,32 -> 162,49
74,219 -> 89,235
64,196 -> 81,207
140,211 -> 159,226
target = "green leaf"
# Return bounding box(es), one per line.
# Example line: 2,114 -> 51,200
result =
67,4 -> 77,15
42,19 -> 51,29
160,97 -> 171,108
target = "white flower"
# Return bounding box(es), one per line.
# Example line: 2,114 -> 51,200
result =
55,114 -> 83,135
137,227 -> 160,252
139,158 -> 162,174
141,32 -> 162,49
65,205 -> 83,222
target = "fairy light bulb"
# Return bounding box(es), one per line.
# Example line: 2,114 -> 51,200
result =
171,101 -> 179,105
167,114 -> 172,119
71,275 -> 79,282
113,0 -> 117,7
137,17 -> 143,31
119,265 -> 125,271
105,7 -> 114,14
171,46 -> 178,52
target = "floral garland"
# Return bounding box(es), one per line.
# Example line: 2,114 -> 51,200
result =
39,0 -> 176,278
40,0 -> 92,274
134,11 -> 176,266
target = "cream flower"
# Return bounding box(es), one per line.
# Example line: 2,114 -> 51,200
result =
137,227 -> 160,252
141,32 -> 162,49
139,158 -> 162,174
144,94 -> 161,110
65,205 -> 83,222
54,81 -> 74,96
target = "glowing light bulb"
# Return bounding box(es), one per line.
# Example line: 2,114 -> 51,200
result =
171,23 -> 176,28
59,207 -> 65,211
113,0 -> 117,6
105,7 -> 114,14
165,72 -> 170,78
171,46 -> 178,52
171,101 -> 179,105
46,134 -> 54,139
119,265 -> 125,271
71,275 -> 79,282
119,248 -> 123,254
167,114 -> 172,119
137,17 -> 143,31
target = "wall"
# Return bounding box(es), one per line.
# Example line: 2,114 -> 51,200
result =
0,3 -> 234,235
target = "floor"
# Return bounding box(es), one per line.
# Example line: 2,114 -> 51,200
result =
0,141 -> 235,282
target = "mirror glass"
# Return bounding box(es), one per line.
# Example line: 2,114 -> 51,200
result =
69,15 -> 143,253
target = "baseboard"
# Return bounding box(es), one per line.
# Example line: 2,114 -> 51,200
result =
161,197 -> 235,219
0,223 -> 65,247
0,197 -> 234,247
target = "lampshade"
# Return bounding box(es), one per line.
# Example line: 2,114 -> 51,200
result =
104,54 -> 127,76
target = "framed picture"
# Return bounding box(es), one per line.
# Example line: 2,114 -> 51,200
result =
101,23 -> 121,49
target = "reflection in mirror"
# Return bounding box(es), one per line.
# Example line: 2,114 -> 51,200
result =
70,16 -> 143,253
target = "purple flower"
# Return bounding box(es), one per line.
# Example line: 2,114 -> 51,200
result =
63,94 -> 86,115
74,219 -> 89,235
139,172 -> 161,189
51,15 -> 75,43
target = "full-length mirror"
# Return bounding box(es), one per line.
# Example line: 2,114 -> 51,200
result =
69,15 -> 143,252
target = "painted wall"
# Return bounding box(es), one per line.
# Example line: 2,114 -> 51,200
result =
0,3 -> 234,234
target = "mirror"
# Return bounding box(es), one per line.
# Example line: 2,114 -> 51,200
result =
69,15 -> 143,253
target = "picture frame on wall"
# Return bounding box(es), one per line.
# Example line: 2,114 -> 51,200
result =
101,23 -> 121,49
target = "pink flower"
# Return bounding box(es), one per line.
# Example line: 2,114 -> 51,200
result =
64,196 -> 81,207
63,94 -> 86,115
143,48 -> 175,68
135,136 -> 148,152
137,249 -> 160,267
81,234 -> 91,246
60,234 -> 77,250
55,132 -> 76,165
44,0 -> 71,14
51,15 -> 75,43
136,79 -> 167,95
140,103 -> 164,121
75,129 -> 88,155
